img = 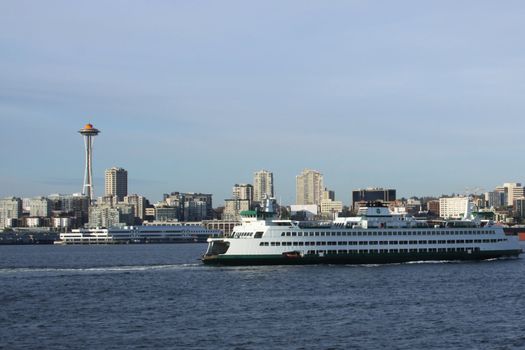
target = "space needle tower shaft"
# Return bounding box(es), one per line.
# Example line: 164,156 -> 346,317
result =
78,123 -> 100,202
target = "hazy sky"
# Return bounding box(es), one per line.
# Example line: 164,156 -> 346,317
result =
1,1 -> 525,205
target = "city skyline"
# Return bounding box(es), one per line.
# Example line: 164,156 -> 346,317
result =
2,2 -> 525,203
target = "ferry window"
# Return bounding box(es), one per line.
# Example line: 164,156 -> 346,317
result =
254,232 -> 264,239
337,232 -> 341,236
259,242 -> 264,246
321,232 -> 325,236
293,242 -> 298,246
315,232 -> 320,236
286,232 -> 291,236
370,241 -> 378,245
276,242 -> 280,246
298,242 -> 304,246
292,232 -> 297,237
298,232 -> 302,236
281,232 -> 285,236
271,242 -> 276,246
447,240 -> 455,244
389,241 -> 398,245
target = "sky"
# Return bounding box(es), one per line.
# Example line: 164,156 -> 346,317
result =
1,1 -> 525,206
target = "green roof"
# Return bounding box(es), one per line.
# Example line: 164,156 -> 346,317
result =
240,210 -> 258,216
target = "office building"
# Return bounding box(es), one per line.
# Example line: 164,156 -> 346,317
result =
439,197 -> 469,219
123,194 -> 147,221
105,167 -> 128,201
253,170 -> 274,202
233,184 -> 254,202
352,188 -> 396,210
296,169 -> 324,205
0,197 -> 23,229
29,197 -> 51,217
223,199 -> 250,221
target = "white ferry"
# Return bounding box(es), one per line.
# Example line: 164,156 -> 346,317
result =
202,199 -> 522,265
56,225 -> 221,245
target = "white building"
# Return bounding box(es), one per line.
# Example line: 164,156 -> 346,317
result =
296,169 -> 324,205
439,197 -> 469,219
29,197 -> 51,217
253,170 -> 274,203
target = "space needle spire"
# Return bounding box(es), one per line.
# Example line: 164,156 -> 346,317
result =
78,123 -> 100,203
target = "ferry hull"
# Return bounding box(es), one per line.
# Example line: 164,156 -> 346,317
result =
202,250 -> 522,266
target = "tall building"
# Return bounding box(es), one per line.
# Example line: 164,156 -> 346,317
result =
163,192 -> 213,221
439,197 -> 469,219
352,188 -> 396,210
496,183 -> 523,207
485,191 -> 506,209
78,123 -> 100,202
88,203 -> 134,228
123,194 -> 147,221
0,197 -> 23,228
105,167 -> 128,201
296,169 -> 324,205
28,197 -> 51,217
233,184 -> 254,202
253,170 -> 274,202
223,199 -> 250,221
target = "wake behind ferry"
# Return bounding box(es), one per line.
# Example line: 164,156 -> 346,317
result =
202,199 -> 522,265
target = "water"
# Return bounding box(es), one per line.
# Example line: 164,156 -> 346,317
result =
1,244 -> 524,350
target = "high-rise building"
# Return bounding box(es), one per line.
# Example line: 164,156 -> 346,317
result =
352,188 -> 396,210
223,199 -> 250,221
439,197 -> 469,219
162,192 -> 213,221
28,197 -> 51,217
232,184 -> 254,202
79,123 -> 100,202
296,169 -> 324,205
0,197 -> 23,228
105,167 -> 128,201
123,194 -> 147,221
88,203 -> 134,228
496,183 -> 523,207
253,170 -> 274,202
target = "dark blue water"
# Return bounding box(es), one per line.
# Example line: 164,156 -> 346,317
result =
1,243 -> 524,350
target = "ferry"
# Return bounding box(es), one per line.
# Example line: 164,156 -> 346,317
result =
56,225 -> 221,245
202,199 -> 522,265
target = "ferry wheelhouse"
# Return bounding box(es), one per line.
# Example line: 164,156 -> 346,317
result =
202,200 -> 522,265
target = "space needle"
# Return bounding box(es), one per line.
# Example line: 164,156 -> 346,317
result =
79,123 -> 100,203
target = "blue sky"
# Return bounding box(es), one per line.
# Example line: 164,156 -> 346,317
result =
1,1 -> 525,205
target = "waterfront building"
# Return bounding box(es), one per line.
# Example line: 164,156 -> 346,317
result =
47,193 -> 90,228
352,188 -> 396,211
223,199 -> 250,221
79,123 -> 100,202
439,197 -> 469,219
105,167 -> 128,201
486,191 -> 506,209
253,170 -> 274,203
232,184 -> 254,202
29,197 -> 51,218
123,194 -> 147,221
296,169 -> 324,205
88,203 -> 134,228
163,192 -> 213,221
155,206 -> 179,222
0,197 -> 23,229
